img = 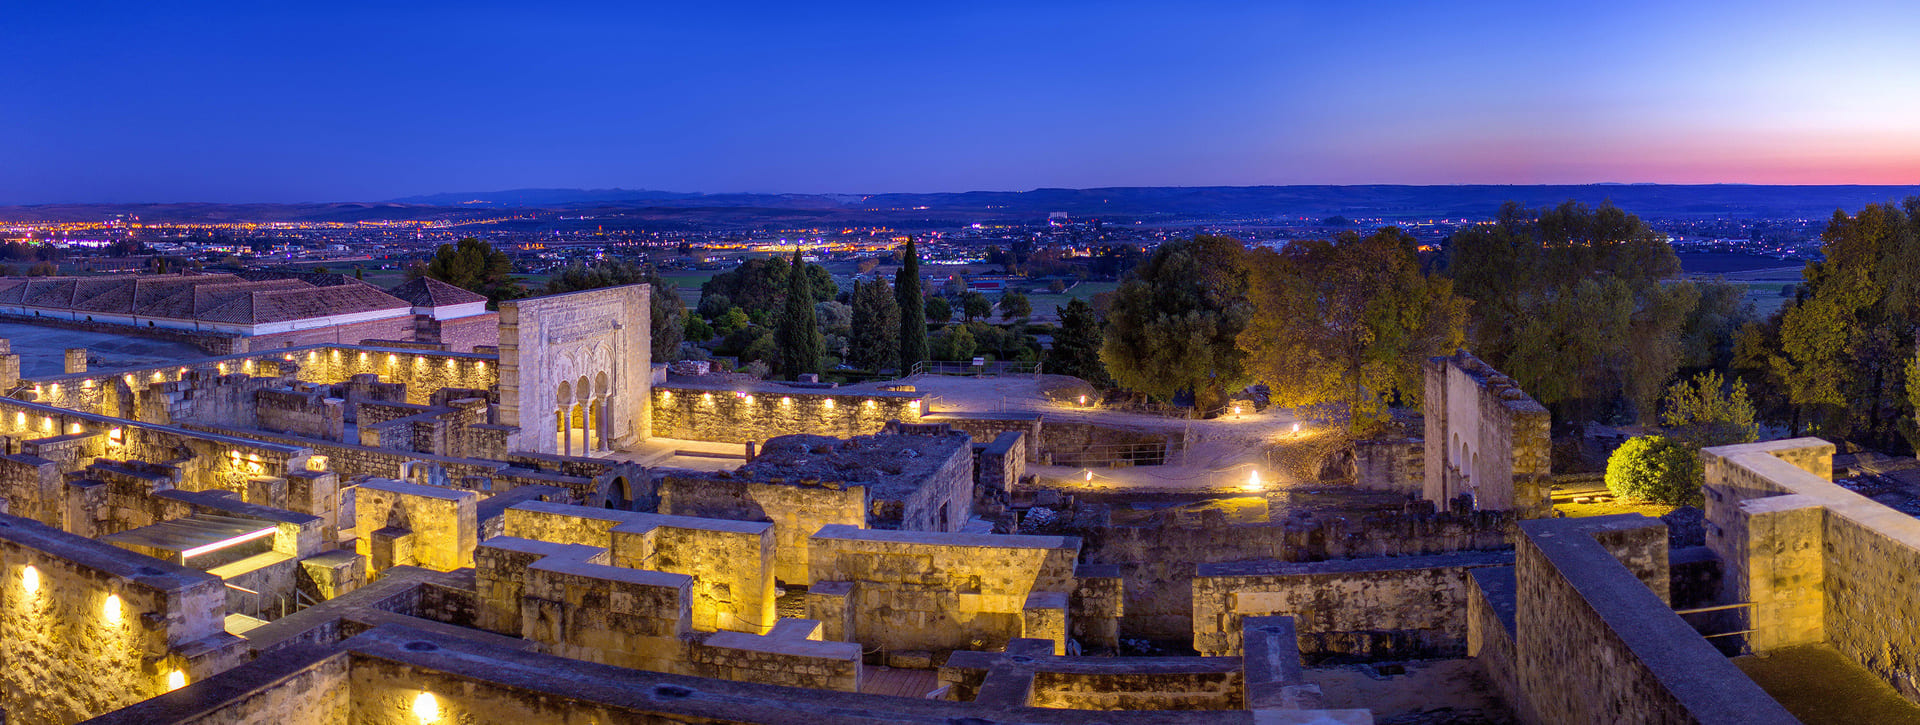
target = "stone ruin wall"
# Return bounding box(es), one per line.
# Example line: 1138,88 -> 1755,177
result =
0,513 -> 248,723
1076,503 -> 1514,642
806,525 -> 1080,657
501,501 -> 778,635
1423,350 -> 1551,515
1354,437 -> 1422,495
474,527 -> 860,691
652,386 -> 921,443
24,344 -> 498,418
497,285 -> 651,455
656,472 -> 867,585
353,479 -> 478,575
0,398 -> 330,535
1190,549 -> 1515,661
255,388 -> 345,440
1505,514 -> 1793,725
1703,438 -> 1920,703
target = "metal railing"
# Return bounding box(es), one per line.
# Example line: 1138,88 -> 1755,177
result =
907,360 -> 1043,378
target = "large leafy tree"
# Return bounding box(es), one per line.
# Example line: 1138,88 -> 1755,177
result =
896,238 -> 929,369
1445,201 -> 1693,423
776,249 -> 822,379
1764,200 -> 1920,443
961,291 -> 992,323
1241,228 -> 1466,430
413,237 -> 523,305
849,278 -> 901,371
998,290 -> 1032,321
1046,297 -> 1106,384
1100,234 -> 1252,412
701,256 -> 834,319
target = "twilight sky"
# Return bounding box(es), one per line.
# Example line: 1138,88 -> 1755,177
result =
4,0 -> 1920,203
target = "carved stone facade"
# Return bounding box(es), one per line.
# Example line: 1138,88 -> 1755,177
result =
497,285 -> 651,455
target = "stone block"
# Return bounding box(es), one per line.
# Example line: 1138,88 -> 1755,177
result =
298,550 -> 367,601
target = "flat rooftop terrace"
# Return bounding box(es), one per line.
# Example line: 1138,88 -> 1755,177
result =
0,319 -> 209,375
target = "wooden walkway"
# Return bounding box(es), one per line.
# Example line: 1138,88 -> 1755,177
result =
861,666 -> 942,698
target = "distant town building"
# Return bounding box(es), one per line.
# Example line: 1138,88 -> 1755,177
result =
0,273 -> 496,354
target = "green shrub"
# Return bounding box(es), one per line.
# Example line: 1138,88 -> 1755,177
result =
1605,435 -> 1702,505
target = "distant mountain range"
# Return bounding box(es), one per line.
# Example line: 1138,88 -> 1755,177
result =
5,185 -> 1919,225
390,184 -> 1920,220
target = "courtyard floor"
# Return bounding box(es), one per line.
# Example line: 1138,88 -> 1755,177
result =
1735,644 -> 1920,724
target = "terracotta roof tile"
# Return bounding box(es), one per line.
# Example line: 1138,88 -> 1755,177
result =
386,276 -> 489,307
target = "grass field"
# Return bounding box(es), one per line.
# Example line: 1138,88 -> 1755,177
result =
1025,281 -> 1118,319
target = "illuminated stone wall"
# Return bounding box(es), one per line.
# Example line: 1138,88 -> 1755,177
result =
807,525 -> 1080,656
1703,438 -> 1920,702
657,471 -> 867,584
353,479 -> 477,575
497,285 -> 651,454
651,385 -> 920,443
1422,350 -> 1551,515
0,397 -> 329,537
501,501 -> 777,634
0,512 -> 247,723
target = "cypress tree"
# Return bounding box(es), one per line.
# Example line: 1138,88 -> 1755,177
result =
778,249 -> 822,379
851,278 -> 901,371
896,237 -> 929,370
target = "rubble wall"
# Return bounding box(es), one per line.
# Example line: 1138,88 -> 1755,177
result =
1080,506 -> 1513,641
807,525 -> 1079,655
0,512 -> 245,723
1191,549 -> 1514,660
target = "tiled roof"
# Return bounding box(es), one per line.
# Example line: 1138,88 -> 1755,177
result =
386,276 -> 488,307
0,274 -> 412,326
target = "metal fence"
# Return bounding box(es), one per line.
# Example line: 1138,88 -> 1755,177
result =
908,360 -> 1043,378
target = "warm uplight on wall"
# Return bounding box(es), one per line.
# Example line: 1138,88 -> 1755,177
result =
864,399 -> 876,408
167,670 -> 187,691
308,455 -> 329,471
217,364 -> 228,374
67,423 -> 81,435
21,564 -> 39,594
780,397 -> 792,406
1291,423 -> 1301,433
1231,405 -> 1242,415
1244,470 -> 1264,493
660,391 -> 671,401
743,395 -> 754,404
823,399 -> 835,409
413,690 -> 441,722
103,593 -> 122,623
109,427 -> 123,445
